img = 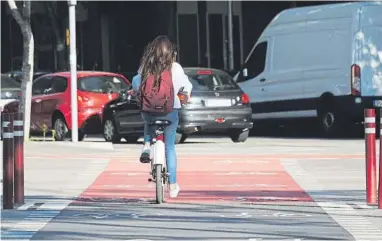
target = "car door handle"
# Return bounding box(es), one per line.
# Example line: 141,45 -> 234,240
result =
259,78 -> 266,82
35,99 -> 42,103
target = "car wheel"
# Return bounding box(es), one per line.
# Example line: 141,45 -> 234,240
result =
78,131 -> 86,141
317,105 -> 344,137
229,129 -> 249,143
175,132 -> 187,144
124,136 -> 139,143
53,116 -> 68,141
103,118 -> 121,143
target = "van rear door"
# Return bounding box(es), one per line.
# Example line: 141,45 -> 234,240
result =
358,5 -> 382,97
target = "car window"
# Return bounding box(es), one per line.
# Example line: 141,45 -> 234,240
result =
32,76 -> 54,96
185,70 -> 238,91
238,41 -> 268,83
1,75 -> 20,89
78,75 -> 130,94
51,77 -> 68,93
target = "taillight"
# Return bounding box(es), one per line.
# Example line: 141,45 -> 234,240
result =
197,70 -> 212,75
78,95 -> 91,103
241,93 -> 250,104
351,64 -> 361,96
177,93 -> 185,101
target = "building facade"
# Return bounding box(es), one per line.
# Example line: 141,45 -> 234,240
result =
1,1 -> 334,76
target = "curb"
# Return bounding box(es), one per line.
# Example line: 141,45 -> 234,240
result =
26,141 -> 114,151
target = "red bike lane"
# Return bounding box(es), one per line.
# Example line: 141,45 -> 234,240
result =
76,154 -> 312,204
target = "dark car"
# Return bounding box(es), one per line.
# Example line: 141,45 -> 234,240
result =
102,92 -> 144,143
1,74 -> 22,139
102,68 -> 253,144
1,74 -> 21,101
177,68 -> 253,143
6,70 -> 51,83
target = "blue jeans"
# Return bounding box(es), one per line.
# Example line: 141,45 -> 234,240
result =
141,109 -> 179,184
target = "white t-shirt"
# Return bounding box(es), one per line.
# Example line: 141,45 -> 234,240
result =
132,62 -> 193,109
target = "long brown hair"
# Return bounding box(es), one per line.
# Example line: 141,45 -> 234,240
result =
139,36 -> 176,86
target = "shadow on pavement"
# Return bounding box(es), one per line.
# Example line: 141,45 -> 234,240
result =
18,191 -> 362,240
2,189 -> 372,240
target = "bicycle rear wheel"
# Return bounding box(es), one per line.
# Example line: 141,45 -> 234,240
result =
155,164 -> 164,204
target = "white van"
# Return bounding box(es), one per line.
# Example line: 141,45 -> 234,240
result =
234,2 -> 382,136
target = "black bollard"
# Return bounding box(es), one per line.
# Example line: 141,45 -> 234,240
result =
2,113 -> 14,209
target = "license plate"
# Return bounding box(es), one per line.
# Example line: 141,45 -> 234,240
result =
374,100 -> 382,107
205,99 -> 231,107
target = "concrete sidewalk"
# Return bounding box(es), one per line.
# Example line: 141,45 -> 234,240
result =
1,144 -> 111,236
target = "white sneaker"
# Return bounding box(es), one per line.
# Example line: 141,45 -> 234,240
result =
139,143 -> 151,163
169,183 -> 180,198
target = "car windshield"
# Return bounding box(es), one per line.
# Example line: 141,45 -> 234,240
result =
1,75 -> 21,89
185,70 -> 237,91
78,75 -> 130,94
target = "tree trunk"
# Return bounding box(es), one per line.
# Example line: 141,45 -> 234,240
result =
7,0 -> 34,141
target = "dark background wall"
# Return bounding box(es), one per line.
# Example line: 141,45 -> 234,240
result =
1,1 -> 338,75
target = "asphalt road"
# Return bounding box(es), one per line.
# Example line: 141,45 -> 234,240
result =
1,135 -> 382,240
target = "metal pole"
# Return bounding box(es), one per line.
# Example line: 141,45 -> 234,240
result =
379,109 -> 382,209
68,0 -> 78,142
227,0 -> 234,71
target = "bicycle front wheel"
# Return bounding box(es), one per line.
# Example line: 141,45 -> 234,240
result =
155,164 -> 164,204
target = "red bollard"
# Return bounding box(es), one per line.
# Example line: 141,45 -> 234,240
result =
379,109 -> 382,209
14,112 -> 25,205
2,113 -> 14,209
365,109 -> 377,205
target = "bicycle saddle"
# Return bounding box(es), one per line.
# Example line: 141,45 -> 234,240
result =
151,120 -> 171,125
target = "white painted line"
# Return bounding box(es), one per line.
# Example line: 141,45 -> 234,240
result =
365,128 -> 376,134
109,172 -> 145,176
214,172 -> 277,176
26,157 -> 108,160
281,158 -> 382,241
365,117 -> 376,123
317,202 -> 382,240
16,201 -> 37,211
0,159 -> 109,240
1,200 -> 72,240
213,160 -> 269,164
216,184 -> 286,188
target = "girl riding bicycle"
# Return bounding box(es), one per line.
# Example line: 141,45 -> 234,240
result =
130,36 -> 193,198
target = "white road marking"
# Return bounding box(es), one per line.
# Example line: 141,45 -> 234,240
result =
213,160 -> 270,164
1,200 -> 71,240
214,172 -> 277,176
281,158 -> 382,241
1,159 -> 109,240
16,201 -> 37,211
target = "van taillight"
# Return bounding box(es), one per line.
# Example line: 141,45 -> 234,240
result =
241,93 -> 250,104
351,64 -> 361,96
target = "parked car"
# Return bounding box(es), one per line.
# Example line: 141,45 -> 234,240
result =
102,92 -> 144,143
1,74 -> 21,139
102,68 -> 253,144
5,70 -> 51,83
3,71 -> 131,141
233,2 -> 382,137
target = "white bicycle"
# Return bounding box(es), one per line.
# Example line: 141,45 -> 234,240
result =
146,120 -> 171,204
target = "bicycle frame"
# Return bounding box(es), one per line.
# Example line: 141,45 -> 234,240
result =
151,125 -> 166,166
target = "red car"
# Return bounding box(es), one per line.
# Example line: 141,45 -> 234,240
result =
4,71 -> 131,141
